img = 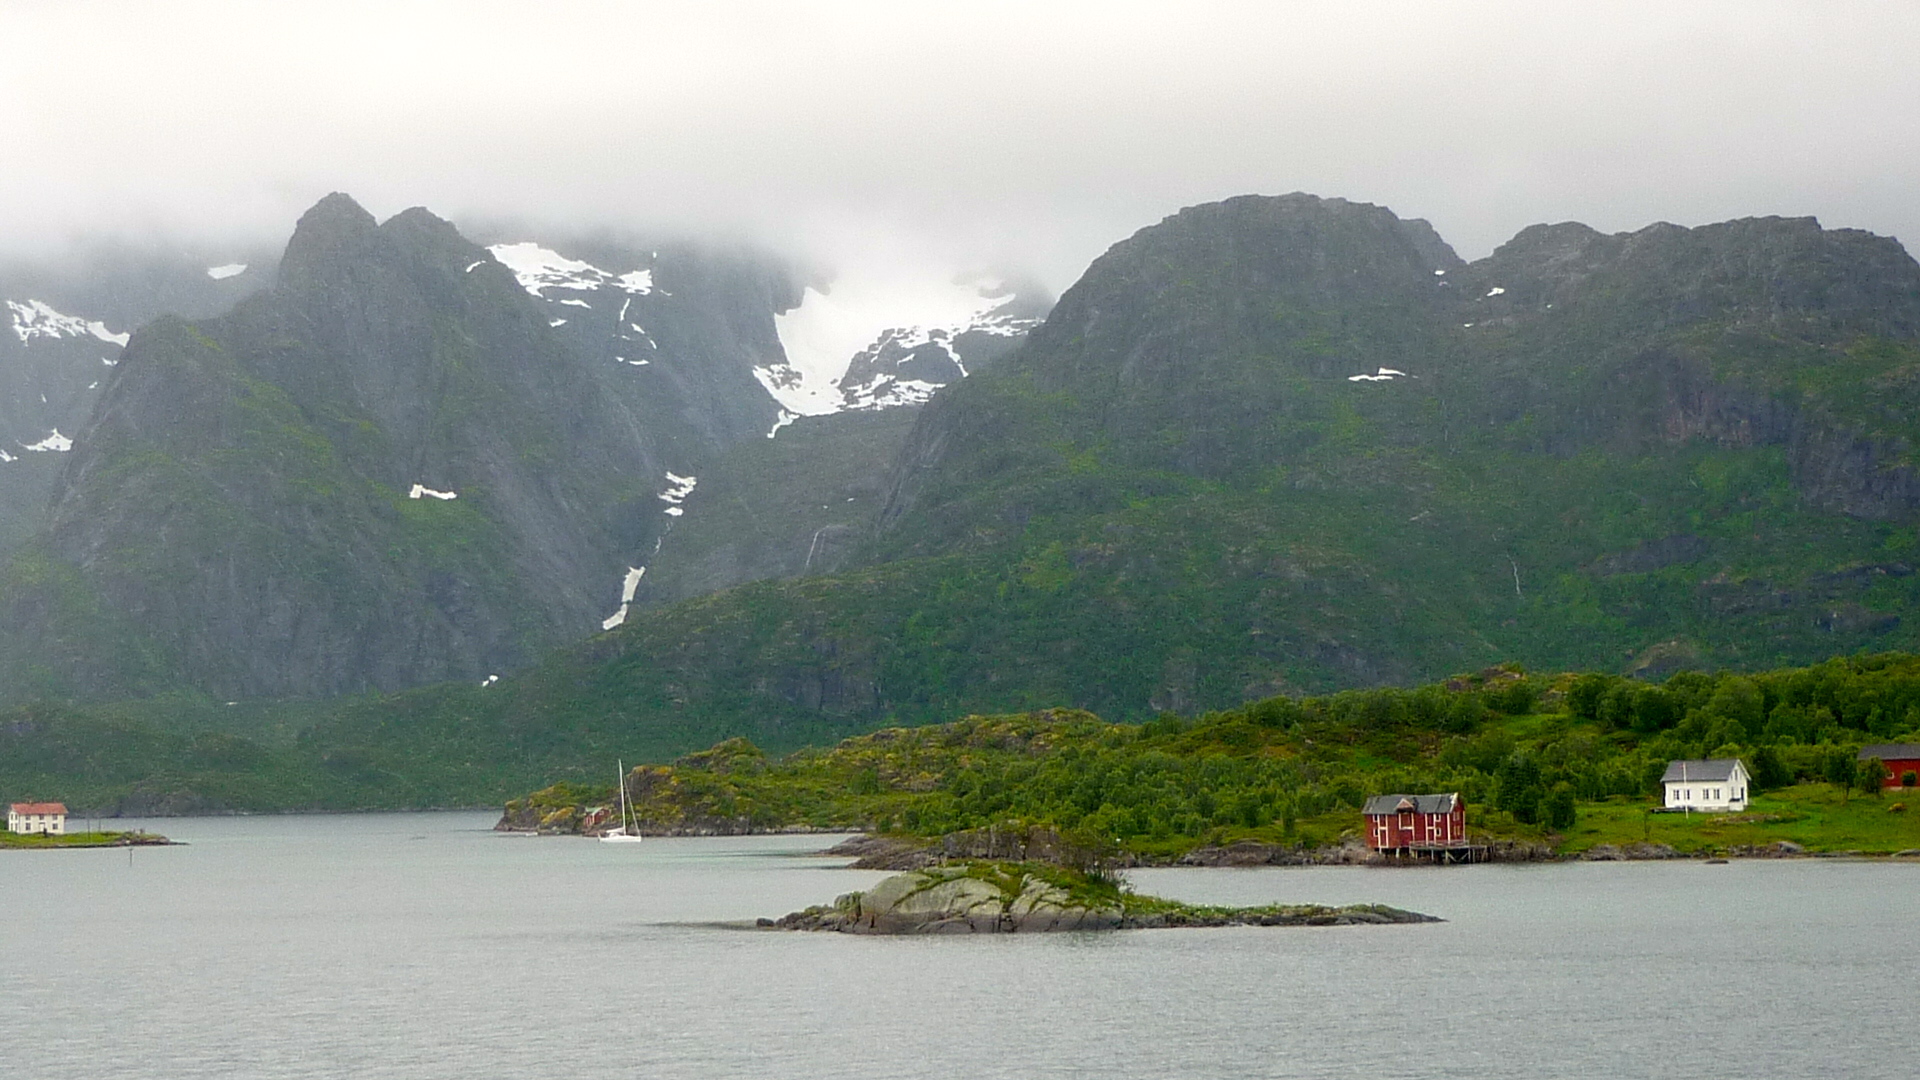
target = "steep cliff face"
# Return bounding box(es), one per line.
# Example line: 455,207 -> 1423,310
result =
0,194 -> 816,701
0,249 -> 267,550
878,193 -> 1465,549
885,201 -> 1920,551
1453,216 -> 1920,519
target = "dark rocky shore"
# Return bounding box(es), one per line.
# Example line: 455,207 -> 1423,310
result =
822,830 -> 1558,870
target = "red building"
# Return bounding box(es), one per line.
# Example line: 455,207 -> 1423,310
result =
1362,792 -> 1466,851
1858,744 -> 1920,790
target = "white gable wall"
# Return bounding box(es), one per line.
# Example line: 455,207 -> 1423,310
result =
1662,762 -> 1751,811
7,809 -> 66,834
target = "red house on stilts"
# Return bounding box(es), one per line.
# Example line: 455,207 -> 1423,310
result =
1362,792 -> 1468,857
1859,744 -> 1920,790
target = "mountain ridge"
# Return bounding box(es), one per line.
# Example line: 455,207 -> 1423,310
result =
7,192 -> 1920,785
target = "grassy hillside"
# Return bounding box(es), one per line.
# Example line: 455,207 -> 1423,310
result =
500,653 -> 1920,858
12,651 -> 1920,855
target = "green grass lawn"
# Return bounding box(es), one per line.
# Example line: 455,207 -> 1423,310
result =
1559,785 -> 1920,854
0,829 -> 166,849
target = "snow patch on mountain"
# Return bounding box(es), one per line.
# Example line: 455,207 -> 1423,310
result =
489,243 -> 609,297
603,472 -> 698,629
767,274 -> 1044,418
7,300 -> 130,347
1348,367 -> 1411,383
20,429 -> 73,452
206,263 -> 248,280
488,242 -> 660,299
659,471 -> 696,517
408,483 -> 457,500
600,565 -> 649,630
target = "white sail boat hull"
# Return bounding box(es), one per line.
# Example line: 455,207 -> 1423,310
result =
600,758 -> 644,843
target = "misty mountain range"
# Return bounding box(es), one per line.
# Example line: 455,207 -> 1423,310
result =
5,188 -> 1920,809
0,193 -> 1047,700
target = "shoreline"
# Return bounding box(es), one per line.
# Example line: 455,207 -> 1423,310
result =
487,828 -> 1920,866
0,833 -> 178,850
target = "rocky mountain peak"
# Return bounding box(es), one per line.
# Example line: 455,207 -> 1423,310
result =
1009,192 -> 1461,399
1471,214 -> 1920,342
277,192 -> 381,286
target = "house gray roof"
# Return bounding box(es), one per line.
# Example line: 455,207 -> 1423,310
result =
1660,759 -> 1744,784
1858,744 -> 1920,761
1362,793 -> 1459,816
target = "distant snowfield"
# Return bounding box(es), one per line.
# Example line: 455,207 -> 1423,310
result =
205,263 -> 248,280
6,299 -> 129,347
766,273 -> 1024,417
20,429 -> 73,452
487,242 -> 656,299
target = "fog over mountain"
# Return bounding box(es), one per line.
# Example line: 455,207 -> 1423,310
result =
4,2 -> 1919,304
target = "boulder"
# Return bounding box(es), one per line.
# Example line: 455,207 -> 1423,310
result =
1006,876 -> 1122,932
856,872 -> 1008,933
775,868 -> 1123,934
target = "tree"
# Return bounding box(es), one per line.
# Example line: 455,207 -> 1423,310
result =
1542,785 -> 1577,831
1494,753 -> 1546,824
1703,677 -> 1766,739
1857,757 -> 1886,797
1822,749 -> 1858,803
1484,679 -> 1537,717
1567,674 -> 1612,722
1630,686 -> 1681,734
1750,745 -> 1792,792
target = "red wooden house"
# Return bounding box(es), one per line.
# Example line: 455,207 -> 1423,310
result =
1859,744 -> 1920,790
1362,793 -> 1466,851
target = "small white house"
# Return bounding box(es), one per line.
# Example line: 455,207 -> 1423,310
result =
1661,760 -> 1750,812
8,802 -> 68,834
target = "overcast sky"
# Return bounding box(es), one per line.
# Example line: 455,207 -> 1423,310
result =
5,1 -> 1919,290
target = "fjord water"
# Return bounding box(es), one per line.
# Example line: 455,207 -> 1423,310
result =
2,814 -> 1912,1079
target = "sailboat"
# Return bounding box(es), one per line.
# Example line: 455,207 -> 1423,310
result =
600,759 -> 645,843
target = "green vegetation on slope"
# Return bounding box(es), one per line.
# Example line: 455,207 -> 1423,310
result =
499,653 -> 1920,857
10,651 -> 1920,845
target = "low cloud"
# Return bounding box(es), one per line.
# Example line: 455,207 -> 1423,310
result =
6,1 -> 1919,289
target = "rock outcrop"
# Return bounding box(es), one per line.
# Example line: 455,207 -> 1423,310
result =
765,866 -> 1440,934
768,868 -> 1120,934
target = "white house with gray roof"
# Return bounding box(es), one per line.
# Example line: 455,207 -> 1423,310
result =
1661,759 -> 1750,812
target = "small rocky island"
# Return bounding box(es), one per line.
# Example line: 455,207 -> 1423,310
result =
762,863 -> 1440,934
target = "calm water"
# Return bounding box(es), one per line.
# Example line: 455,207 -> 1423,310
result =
3,812 -> 1915,1079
